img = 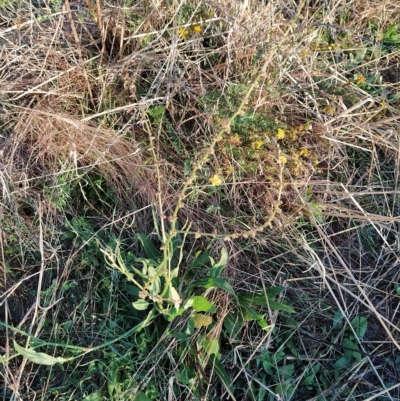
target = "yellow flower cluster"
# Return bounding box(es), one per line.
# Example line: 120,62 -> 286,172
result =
209,174 -> 223,186
193,25 -> 202,34
178,25 -> 202,40
178,27 -> 189,40
276,128 -> 285,140
279,155 -> 287,164
355,74 -> 366,85
251,140 -> 263,149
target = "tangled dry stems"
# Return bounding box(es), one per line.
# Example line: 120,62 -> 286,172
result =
1,0 -> 400,399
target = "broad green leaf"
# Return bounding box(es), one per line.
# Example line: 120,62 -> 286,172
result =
286,340 -> 300,358
223,313 -> 243,339
134,391 -> 152,401
350,316 -> 368,340
264,286 -> 285,298
240,303 -> 263,321
169,286 -> 181,309
82,392 -> 104,401
257,318 -> 269,330
13,340 -> 67,366
188,251 -> 213,271
395,284 -> 400,295
186,317 -> 195,335
124,284 -> 140,296
193,314 -> 213,328
213,358 -> 237,401
149,276 -> 161,298
238,293 -> 295,313
147,265 -> 157,277
190,277 -> 235,295
132,299 -> 149,310
266,299 -> 294,313
208,247 -> 228,277
334,356 -> 351,369
333,310 -> 343,330
302,374 -> 314,386
185,296 -> 216,313
203,337 -> 219,355
137,233 -> 161,261
343,338 -> 358,360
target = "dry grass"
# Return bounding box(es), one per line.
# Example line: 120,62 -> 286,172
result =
1,0 -> 400,400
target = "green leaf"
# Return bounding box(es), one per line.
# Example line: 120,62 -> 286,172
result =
194,314 -> 213,328
257,317 -> 269,330
169,286 -> 181,309
134,391 -> 153,401
264,286 -> 285,298
333,310 -> 343,330
238,293 -> 295,313
171,235 -> 183,267
334,356 -> 351,369
187,251 -> 213,272
190,277 -> 235,295
302,374 -> 315,386
82,392 -> 104,401
124,284 -> 140,296
185,296 -> 216,313
13,340 -> 67,366
240,303 -> 263,321
266,299 -> 295,313
137,233 -> 161,261
342,338 -> 357,360
223,313 -> 243,339
395,284 -> 400,295
213,358 -> 237,401
186,317 -> 195,335
202,337 -> 219,355
208,247 -> 228,277
350,316 -> 368,340
132,299 -> 149,310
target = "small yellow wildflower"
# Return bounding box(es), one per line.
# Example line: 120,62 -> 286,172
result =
178,27 -> 189,40
330,42 -> 341,50
300,49 -> 309,58
279,155 -> 287,164
299,147 -> 310,157
209,174 -> 223,186
193,25 -> 202,34
323,105 -> 335,116
251,140 -> 263,149
355,74 -> 366,85
276,128 -> 285,140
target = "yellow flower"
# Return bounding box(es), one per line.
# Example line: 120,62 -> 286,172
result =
193,25 -> 202,34
300,49 -> 309,58
209,174 -> 223,186
178,27 -> 189,40
323,105 -> 335,116
299,147 -> 309,157
355,74 -> 366,85
276,128 -> 285,140
251,140 -> 263,149
279,155 -> 287,164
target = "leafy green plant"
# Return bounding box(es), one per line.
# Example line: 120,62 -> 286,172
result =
98,232 -> 295,400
